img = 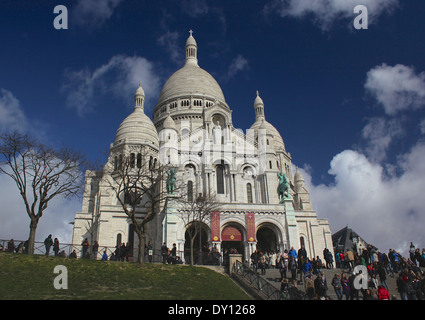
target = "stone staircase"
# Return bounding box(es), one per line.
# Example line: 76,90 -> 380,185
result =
258,266 -> 403,300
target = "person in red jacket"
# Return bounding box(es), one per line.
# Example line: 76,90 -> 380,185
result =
378,285 -> 390,300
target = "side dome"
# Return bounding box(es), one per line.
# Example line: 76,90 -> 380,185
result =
114,109 -> 159,147
162,113 -> 177,131
114,83 -> 159,148
250,119 -> 286,150
250,91 -> 286,151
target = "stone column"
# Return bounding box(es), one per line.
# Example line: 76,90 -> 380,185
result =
284,198 -> 300,250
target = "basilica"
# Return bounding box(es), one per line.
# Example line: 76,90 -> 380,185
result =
71,31 -> 334,263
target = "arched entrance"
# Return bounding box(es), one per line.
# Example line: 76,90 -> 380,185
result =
256,224 -> 279,253
221,225 -> 245,259
184,222 -> 209,265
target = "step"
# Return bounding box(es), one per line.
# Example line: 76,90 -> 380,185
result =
257,267 -> 404,300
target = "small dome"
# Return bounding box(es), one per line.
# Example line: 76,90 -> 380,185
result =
186,30 -> 197,46
254,91 -> 264,107
114,108 -> 159,148
294,168 -> 304,182
135,82 -> 145,97
162,113 -> 177,130
251,119 -> 285,150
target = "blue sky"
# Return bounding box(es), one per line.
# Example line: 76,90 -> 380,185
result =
1,0 -> 425,256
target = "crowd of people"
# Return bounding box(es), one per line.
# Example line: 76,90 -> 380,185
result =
248,244 -> 425,300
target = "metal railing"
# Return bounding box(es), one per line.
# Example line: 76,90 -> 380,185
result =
232,260 -> 283,300
0,239 -> 220,265
0,238 -> 118,260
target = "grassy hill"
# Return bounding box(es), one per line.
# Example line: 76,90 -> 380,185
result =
0,252 -> 251,300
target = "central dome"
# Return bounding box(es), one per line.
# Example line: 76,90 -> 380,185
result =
157,63 -> 226,105
154,30 -> 226,114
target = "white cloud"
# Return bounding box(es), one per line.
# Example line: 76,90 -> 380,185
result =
0,89 -> 29,133
264,0 -> 399,30
297,62 -> 425,258
158,30 -> 183,65
62,55 -> 161,116
302,142 -> 425,257
365,64 -> 425,115
420,119 -> 425,135
225,54 -> 249,81
180,0 -> 210,18
72,0 -> 124,28
361,117 -> 403,163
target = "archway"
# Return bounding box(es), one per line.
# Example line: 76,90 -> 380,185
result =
184,222 -> 209,265
256,224 -> 279,253
221,225 -> 245,260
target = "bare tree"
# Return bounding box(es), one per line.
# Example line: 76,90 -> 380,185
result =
177,192 -> 221,265
0,132 -> 86,254
104,146 -> 180,264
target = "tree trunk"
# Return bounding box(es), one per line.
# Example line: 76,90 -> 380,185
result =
190,237 -> 195,265
27,219 -> 38,255
137,234 -> 145,264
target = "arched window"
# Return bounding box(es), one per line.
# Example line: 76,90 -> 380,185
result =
116,233 -> 122,246
130,153 -> 135,168
187,180 -> 193,202
247,183 -> 253,203
137,153 -> 142,169
300,236 -> 305,248
118,154 -> 123,170
216,165 -> 225,194
181,128 -> 190,136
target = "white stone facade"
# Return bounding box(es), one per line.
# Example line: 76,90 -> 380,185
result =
71,31 -> 334,263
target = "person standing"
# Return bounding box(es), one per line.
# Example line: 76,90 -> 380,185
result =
378,285 -> 391,300
332,273 -> 343,300
53,238 -> 60,256
305,274 -> 315,300
251,250 -> 259,271
378,263 -> 389,290
346,249 -> 355,272
259,252 -> 266,275
161,242 -> 169,264
288,246 -> 297,260
44,234 -> 53,256
341,273 -> 351,300
297,245 -> 307,262
170,243 -> 177,264
81,238 -> 90,258
288,256 -> 297,281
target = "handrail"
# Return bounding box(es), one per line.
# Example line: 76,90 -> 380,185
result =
0,238 -> 118,259
0,238 -> 221,265
232,260 -> 282,300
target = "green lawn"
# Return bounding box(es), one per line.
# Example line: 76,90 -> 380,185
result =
0,252 -> 251,300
